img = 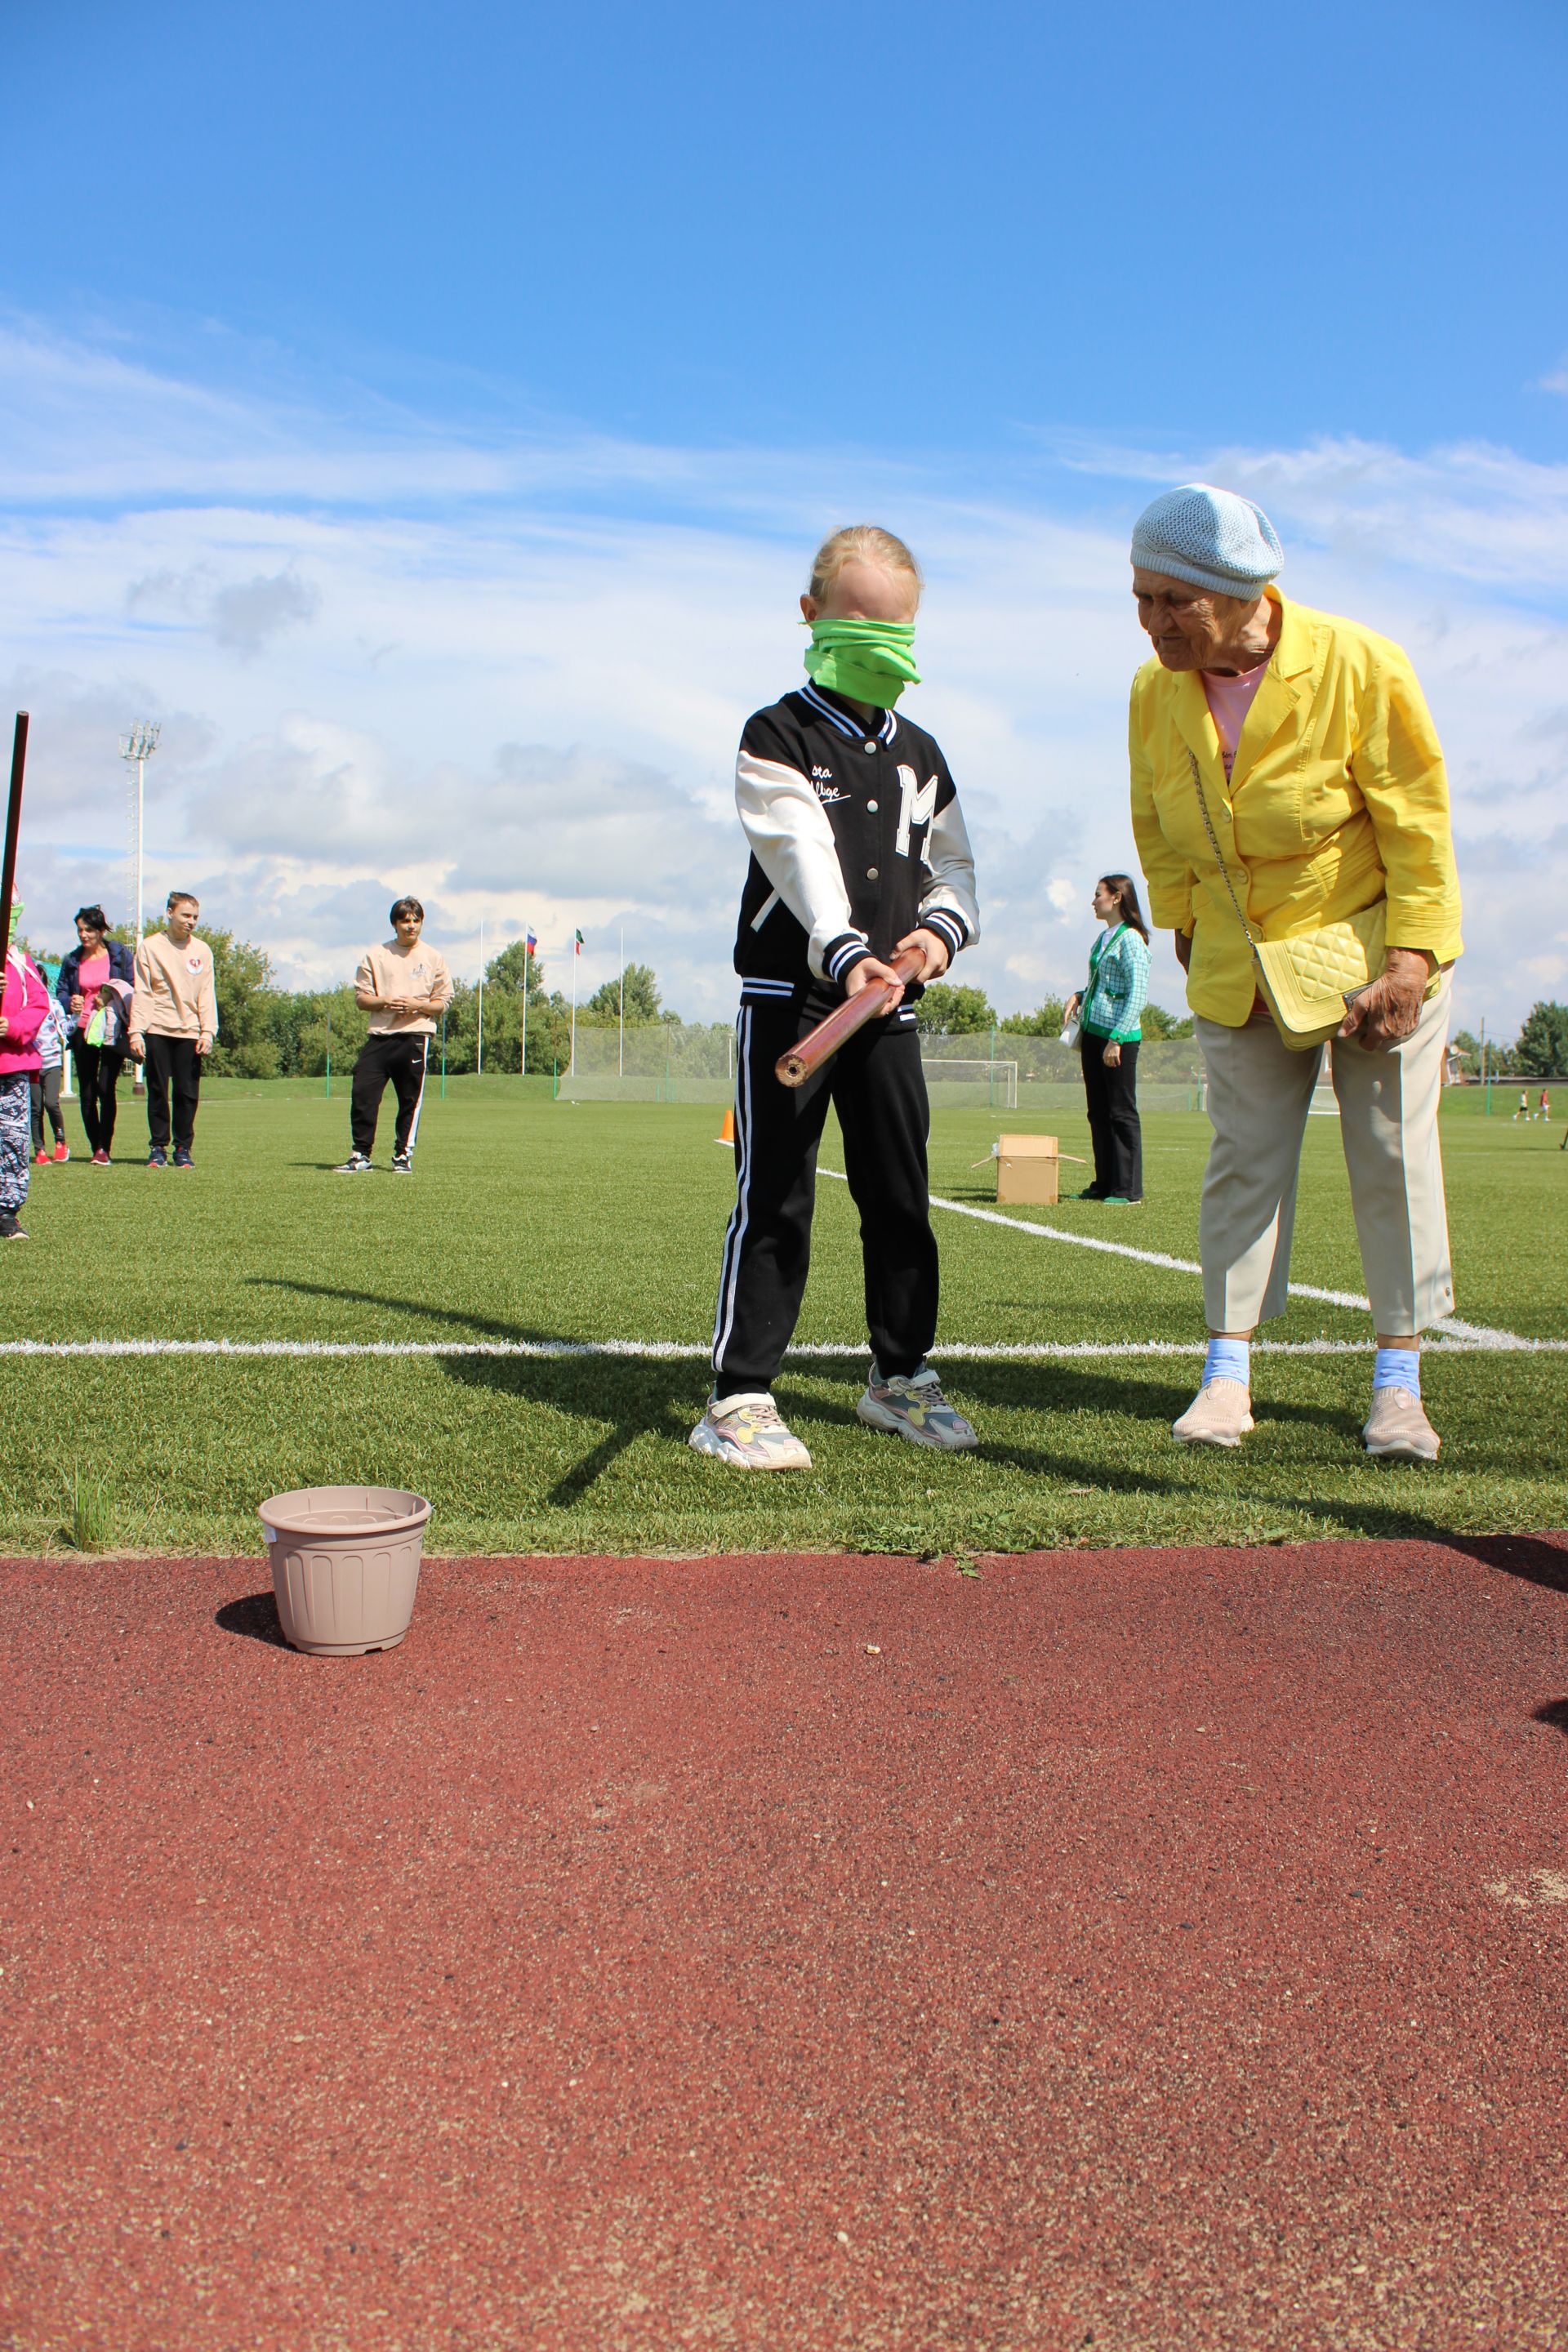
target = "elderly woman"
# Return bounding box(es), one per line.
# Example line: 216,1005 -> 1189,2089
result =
1127,484 -> 1462,1462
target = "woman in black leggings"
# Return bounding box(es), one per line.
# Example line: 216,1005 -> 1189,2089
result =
1066,874 -> 1152,1205
56,906 -> 136,1165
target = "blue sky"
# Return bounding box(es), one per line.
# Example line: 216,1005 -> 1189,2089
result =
4,0 -> 1568,1026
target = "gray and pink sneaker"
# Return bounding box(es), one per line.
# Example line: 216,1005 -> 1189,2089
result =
857,1363 -> 978,1451
689,1393 -> 813,1472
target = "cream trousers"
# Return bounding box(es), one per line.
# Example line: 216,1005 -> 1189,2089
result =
1196,977 -> 1454,1335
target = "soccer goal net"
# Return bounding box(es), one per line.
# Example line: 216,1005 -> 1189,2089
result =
920,1056 -> 1018,1109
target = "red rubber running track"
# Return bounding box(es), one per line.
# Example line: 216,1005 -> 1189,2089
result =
3,1537 -> 1566,2350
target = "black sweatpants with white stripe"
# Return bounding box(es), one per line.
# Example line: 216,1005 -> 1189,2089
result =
350,1033 -> 429,1160
710,995 -> 938,1396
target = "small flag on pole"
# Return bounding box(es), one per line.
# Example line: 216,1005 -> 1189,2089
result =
525,929 -> 537,956
573,929 -> 585,953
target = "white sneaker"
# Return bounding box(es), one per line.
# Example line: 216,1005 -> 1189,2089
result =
857,1364 -> 978,1450
688,1393 -> 813,1471
333,1152 -> 373,1174
1363,1385 -> 1441,1462
1172,1379 -> 1254,1448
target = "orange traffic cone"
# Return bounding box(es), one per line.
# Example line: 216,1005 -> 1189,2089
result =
718,1107 -> 736,1144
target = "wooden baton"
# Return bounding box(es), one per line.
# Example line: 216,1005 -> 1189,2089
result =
775,945 -> 926,1089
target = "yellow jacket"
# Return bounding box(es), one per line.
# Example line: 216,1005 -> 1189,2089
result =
1129,592 -> 1463,1027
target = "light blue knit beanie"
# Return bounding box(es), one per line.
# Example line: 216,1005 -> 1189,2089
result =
1129,483 -> 1283,599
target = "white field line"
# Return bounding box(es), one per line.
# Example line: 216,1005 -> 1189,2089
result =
819,1169 -> 1535,1351
1,1336 -> 1563,1361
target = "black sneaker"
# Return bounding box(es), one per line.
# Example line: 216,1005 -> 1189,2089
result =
148,1148 -> 167,1169
391,1151 -> 412,1175
333,1152 -> 373,1174
0,1212 -> 27,1241
173,1147 -> 194,1169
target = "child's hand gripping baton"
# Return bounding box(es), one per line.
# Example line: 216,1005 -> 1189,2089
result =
775,945 -> 926,1089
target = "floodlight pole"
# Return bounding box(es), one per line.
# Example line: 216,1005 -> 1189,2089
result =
119,721 -> 161,945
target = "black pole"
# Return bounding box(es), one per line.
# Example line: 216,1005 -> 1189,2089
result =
1,713 -> 29,954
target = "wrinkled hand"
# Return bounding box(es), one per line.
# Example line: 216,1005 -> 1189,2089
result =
1174,929 -> 1193,972
1102,1041 -> 1121,1068
1338,947 -> 1429,1051
844,956 -> 905,1014
893,927 -> 951,983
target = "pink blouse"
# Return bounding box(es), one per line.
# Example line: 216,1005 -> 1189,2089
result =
1201,660 -> 1272,777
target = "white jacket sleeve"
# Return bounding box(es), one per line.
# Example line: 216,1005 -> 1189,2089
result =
918,795 -> 981,956
735,750 -> 866,982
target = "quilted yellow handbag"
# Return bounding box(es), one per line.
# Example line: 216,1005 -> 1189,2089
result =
1187,752 -> 1385,1050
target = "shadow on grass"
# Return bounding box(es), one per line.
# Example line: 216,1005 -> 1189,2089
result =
216,1591 -> 289,1646
243,1277 -> 1566,1540
251,1276 -> 1196,1506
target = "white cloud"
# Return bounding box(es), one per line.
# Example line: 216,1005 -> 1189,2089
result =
5,320 -> 1568,1032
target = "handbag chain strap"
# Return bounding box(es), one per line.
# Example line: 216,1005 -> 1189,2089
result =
1187,750 -> 1261,960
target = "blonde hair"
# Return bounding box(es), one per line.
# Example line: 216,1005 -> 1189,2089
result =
808,524 -> 923,603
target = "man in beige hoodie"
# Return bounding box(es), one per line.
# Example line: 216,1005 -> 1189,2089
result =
335,897 -> 452,1174
128,891 -> 217,1169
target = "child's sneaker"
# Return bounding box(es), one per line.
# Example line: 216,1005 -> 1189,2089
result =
173,1148 -> 194,1169
333,1152 -> 374,1174
0,1211 -> 28,1241
52,1140 -> 69,1163
858,1364 -> 978,1450
148,1148 -> 167,1169
688,1393 -> 813,1471
35,1147 -> 50,1166
391,1151 -> 412,1174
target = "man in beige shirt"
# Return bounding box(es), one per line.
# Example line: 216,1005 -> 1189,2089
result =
128,890 -> 218,1169
335,897 -> 453,1174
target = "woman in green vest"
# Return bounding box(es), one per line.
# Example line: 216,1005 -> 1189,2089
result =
1066,875 -> 1151,1204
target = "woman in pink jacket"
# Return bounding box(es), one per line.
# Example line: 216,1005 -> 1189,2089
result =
1,898 -> 50,1241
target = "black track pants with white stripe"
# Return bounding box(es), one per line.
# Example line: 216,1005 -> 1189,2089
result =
710,998 -> 938,1395
350,1033 -> 429,1160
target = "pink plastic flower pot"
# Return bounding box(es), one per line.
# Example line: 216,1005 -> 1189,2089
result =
258,1486 -> 432,1657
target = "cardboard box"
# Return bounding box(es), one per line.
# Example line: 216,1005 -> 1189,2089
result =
996,1133 -> 1059,1206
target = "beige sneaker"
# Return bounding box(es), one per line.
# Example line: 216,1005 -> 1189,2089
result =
1363,1386 -> 1440,1463
1171,1378 -> 1254,1449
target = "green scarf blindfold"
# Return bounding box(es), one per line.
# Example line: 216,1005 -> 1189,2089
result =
804,617 -> 920,709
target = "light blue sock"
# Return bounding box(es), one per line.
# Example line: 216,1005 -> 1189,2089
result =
1204,1337 -> 1250,1389
1373,1347 -> 1421,1397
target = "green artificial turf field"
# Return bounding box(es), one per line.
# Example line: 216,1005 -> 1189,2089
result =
2,1076 -> 1563,1557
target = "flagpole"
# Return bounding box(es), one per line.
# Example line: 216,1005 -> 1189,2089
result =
521,924 -> 528,1080
477,917 -> 485,1076
618,924 -> 625,1080
570,934 -> 577,1076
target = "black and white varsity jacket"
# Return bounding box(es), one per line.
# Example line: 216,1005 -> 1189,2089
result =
731,679 -> 981,1006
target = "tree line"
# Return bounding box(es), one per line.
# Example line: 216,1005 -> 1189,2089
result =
24,922 -> 1568,1079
